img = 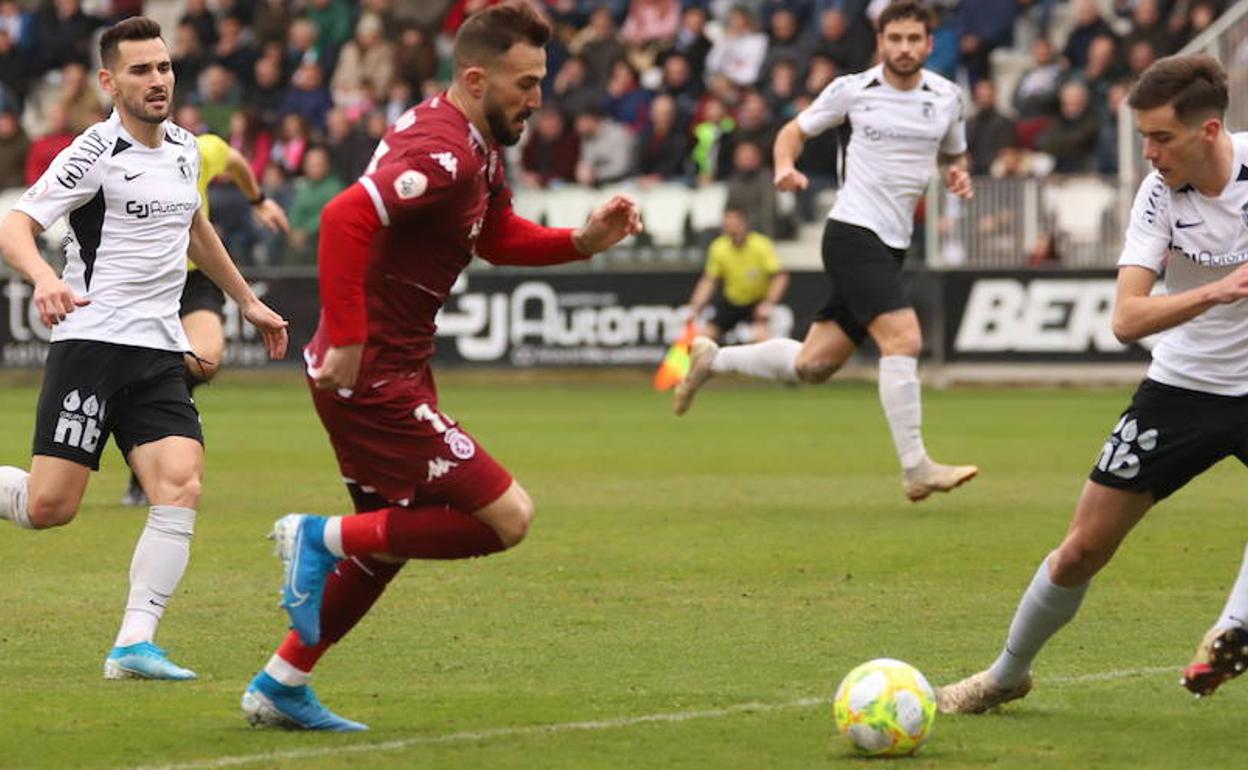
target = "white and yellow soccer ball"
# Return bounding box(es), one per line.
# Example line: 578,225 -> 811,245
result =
833,658 -> 937,757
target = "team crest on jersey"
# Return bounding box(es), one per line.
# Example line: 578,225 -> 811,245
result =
922,101 -> 934,120
395,170 -> 428,199
430,152 -> 458,179
1241,202 -> 1248,230
443,428 -> 476,460
177,155 -> 192,182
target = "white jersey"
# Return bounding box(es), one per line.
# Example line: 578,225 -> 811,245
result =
797,64 -> 966,249
1119,132 -> 1248,396
15,112 -> 201,352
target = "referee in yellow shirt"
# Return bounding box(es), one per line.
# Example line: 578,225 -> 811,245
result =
687,206 -> 789,342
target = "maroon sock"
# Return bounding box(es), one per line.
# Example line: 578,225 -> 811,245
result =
276,554 -> 404,672
340,505 -> 505,560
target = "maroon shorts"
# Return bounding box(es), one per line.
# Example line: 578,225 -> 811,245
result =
308,368 -> 513,512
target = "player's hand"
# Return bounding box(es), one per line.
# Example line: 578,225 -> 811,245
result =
313,344 -> 365,391
774,167 -> 808,192
32,276 -> 89,327
574,194 -> 643,254
754,302 -> 773,322
945,166 -> 974,199
242,298 -> 289,360
252,199 -> 291,234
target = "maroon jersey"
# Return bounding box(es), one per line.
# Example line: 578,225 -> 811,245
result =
306,93 -> 582,381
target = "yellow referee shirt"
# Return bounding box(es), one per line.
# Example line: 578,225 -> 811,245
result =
705,232 -> 781,307
188,133 -> 231,270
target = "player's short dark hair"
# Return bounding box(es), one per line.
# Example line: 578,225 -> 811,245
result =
1127,54 -> 1228,125
452,0 -> 552,72
876,1 -> 934,35
100,16 -> 164,69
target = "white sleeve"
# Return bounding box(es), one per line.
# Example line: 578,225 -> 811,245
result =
13,130 -> 110,229
1117,175 -> 1171,272
940,94 -> 968,155
797,76 -> 853,137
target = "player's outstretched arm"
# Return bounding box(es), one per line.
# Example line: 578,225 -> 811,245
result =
1111,264 -> 1248,344
477,193 -> 642,265
773,119 -> 809,192
0,210 -> 88,327
572,195 -> 644,255
225,147 -> 291,234
187,209 -> 289,359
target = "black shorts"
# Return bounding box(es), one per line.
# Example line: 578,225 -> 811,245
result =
180,269 -> 226,319
1088,379 -> 1248,502
708,294 -> 758,333
33,340 -> 203,470
813,219 -> 909,345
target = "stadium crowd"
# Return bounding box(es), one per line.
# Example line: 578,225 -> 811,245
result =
0,0 -> 1231,264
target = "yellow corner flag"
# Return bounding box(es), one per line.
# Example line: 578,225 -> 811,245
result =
653,320 -> 700,391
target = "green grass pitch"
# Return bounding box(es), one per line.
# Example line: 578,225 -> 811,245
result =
2,372 -> 1247,769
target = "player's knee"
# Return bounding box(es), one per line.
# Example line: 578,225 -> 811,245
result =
495,494 -> 535,549
26,493 -> 79,528
150,468 -> 203,509
1050,540 -> 1108,585
877,334 -> 922,358
795,357 -> 836,383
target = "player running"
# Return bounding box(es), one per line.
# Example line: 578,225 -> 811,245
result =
240,1 -> 642,731
939,54 -> 1248,712
671,1 -> 978,502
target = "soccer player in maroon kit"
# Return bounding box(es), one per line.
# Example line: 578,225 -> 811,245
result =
241,2 -> 643,731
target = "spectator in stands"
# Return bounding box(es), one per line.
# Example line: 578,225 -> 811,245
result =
520,106 -> 580,188
958,0 -> 1019,85
0,30 -> 24,113
637,93 -> 691,185
1013,36 -> 1064,149
382,81 -> 414,125
725,140 -> 777,237
213,14 -> 260,87
671,5 -> 711,82
719,90 -> 776,178
574,108 -> 636,187
24,102 -> 71,184
1126,38 -> 1159,79
803,53 -> 838,97
990,143 -> 1040,179
252,0 -> 292,45
172,21 -> 208,98
197,64 -> 242,136
181,0 -> 218,50
1040,80 -> 1099,173
1082,34 -> 1125,99
32,0 -> 101,75
287,146 -> 344,263
1124,0 -> 1174,56
967,78 -> 1016,176
1094,80 -> 1129,174
304,0 -> 353,68
394,24 -> 438,97
762,58 -> 800,120
761,8 -> 808,79
1062,0 -> 1115,71
705,5 -> 768,88
271,111 -> 311,176
279,61 -> 333,132
691,95 -> 734,184
174,103 -> 208,135
286,17 -> 321,72
658,51 -> 701,117
58,62 -> 102,133
331,13 -> 395,111
0,109 -> 27,188
258,162 -> 294,263
573,7 -> 626,88
604,59 -> 650,131
248,52 -> 287,128
925,3 -> 960,81
550,54 -> 603,119
686,205 -> 788,343
810,7 -> 873,74
324,107 -> 374,184
1172,0 -> 1220,50
0,0 -> 29,51
620,0 -> 679,70
228,108 -> 274,181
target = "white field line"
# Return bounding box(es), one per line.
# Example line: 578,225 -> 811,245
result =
120,666 -> 1178,770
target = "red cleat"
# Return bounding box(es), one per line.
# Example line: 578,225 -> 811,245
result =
1182,626 -> 1248,697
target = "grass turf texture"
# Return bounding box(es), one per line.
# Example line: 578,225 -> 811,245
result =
1,372 -> 1246,769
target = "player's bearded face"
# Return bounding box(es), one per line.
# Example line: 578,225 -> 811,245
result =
878,20 -> 931,77
109,39 -> 175,125
483,44 -> 545,147
484,91 -> 530,147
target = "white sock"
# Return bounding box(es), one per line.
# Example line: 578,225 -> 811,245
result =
0,466 -> 32,529
878,356 -> 928,470
989,557 -> 1089,687
322,516 -> 346,558
114,506 -> 196,647
1215,542 -> 1248,630
265,653 -> 312,687
710,338 -> 801,383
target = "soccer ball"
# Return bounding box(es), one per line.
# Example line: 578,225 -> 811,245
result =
833,658 -> 936,757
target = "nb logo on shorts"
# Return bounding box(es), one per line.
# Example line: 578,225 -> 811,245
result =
427,457 -> 458,481
1096,415 -> 1159,480
54,389 -> 104,453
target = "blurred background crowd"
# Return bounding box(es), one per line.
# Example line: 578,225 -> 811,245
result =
0,0 -> 1232,265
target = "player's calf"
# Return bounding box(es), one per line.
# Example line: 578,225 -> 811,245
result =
1181,626 -> 1248,697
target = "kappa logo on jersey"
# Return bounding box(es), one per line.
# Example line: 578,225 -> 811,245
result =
468,218 -> 483,241
1096,415 -> 1159,480
443,428 -> 476,460
426,457 -> 459,481
430,152 -> 458,179
395,170 -> 428,199
54,388 -> 105,453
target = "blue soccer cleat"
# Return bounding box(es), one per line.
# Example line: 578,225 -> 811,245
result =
270,513 -> 339,646
241,671 -> 368,731
103,641 -> 197,680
